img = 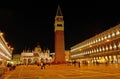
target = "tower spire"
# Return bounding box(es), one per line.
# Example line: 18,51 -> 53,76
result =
56,5 -> 62,16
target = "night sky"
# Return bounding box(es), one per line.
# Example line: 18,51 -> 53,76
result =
0,0 -> 120,54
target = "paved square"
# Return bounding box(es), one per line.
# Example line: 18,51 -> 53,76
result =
2,64 -> 120,79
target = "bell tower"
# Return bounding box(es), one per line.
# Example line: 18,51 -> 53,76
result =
54,5 -> 65,63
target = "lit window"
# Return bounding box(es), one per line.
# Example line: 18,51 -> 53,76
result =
109,44 -> 112,50
99,47 -> 102,52
89,50 -> 91,54
113,43 -> 117,49
97,48 -> 99,52
116,30 -> 120,35
118,42 -> 120,48
106,45 -> 109,51
112,32 -> 115,37
101,37 -> 104,41
98,38 -> 101,42
104,36 -> 107,39
94,49 -> 96,53
108,34 -> 111,38
96,39 -> 98,43
92,49 -> 94,53
94,49 -> 97,53
102,46 -> 105,51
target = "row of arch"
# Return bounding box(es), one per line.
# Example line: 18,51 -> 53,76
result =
21,57 -> 52,65
71,24 -> 120,52
72,40 -> 120,57
71,24 -> 120,64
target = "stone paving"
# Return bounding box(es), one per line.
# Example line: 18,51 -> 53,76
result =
2,64 -> 120,79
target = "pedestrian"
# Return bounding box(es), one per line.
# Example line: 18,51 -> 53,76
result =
41,62 -> 43,69
42,62 -> 46,69
37,62 -> 40,66
7,63 -> 12,71
78,61 -> 80,68
73,60 -> 77,67
41,62 -> 46,69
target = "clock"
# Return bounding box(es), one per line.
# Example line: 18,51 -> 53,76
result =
56,18 -> 62,21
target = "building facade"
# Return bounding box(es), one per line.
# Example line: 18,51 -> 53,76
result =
20,45 -> 52,65
12,54 -> 21,65
0,32 -> 13,66
70,24 -> 120,64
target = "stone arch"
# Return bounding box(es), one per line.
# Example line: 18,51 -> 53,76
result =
23,59 -> 27,65
28,58 -> 32,65
33,58 -> 39,64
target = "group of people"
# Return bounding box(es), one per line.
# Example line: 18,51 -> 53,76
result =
6,63 -> 16,71
37,61 -> 46,69
67,60 -> 81,68
73,60 -> 81,68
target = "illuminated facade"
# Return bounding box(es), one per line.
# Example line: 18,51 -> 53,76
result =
0,32 -> 13,66
70,24 -> 120,64
12,54 -> 21,65
20,45 -> 52,65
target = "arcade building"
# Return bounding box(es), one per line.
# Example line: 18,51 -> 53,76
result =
0,32 -> 13,66
70,24 -> 120,64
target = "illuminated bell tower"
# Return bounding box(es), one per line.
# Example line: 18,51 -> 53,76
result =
54,5 -> 65,63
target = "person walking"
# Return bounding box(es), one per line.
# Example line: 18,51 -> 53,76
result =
42,62 -> 46,69
73,60 -> 77,67
78,61 -> 80,68
41,61 -> 46,69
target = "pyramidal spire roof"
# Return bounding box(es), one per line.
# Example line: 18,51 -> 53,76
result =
56,5 -> 62,16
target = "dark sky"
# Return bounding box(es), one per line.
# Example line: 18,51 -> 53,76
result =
0,0 -> 120,54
